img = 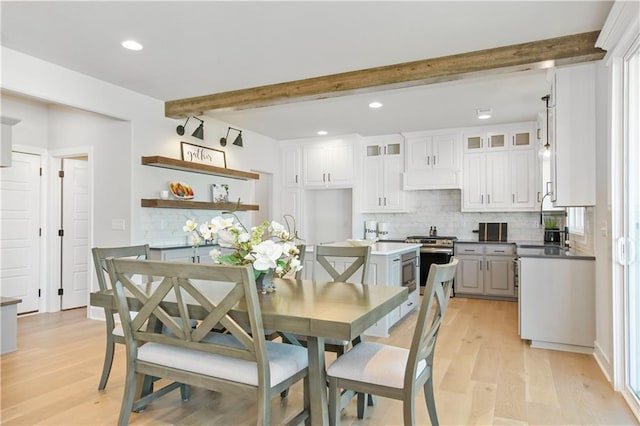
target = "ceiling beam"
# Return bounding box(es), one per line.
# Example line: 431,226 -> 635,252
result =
165,31 -> 605,118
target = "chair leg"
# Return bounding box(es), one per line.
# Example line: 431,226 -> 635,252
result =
402,393 -> 416,426
98,333 -> 116,390
357,392 -> 367,419
328,377 -> 340,426
257,386 -> 270,426
180,384 -> 191,401
423,375 -> 439,426
368,394 -> 376,406
118,369 -> 138,426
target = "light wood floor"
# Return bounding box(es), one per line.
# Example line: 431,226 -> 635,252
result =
1,297 -> 636,425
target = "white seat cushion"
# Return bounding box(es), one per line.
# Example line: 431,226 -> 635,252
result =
326,341 -> 426,389
138,332 -> 308,387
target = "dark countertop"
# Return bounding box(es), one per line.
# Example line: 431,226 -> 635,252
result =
455,240 -> 516,245
517,244 -> 595,260
150,243 -> 219,250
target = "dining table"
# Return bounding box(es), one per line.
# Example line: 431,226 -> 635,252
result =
90,277 -> 408,425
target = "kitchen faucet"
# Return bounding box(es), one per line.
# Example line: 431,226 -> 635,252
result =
539,191 -> 552,225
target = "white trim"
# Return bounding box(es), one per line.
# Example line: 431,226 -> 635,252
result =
621,388 -> 640,423
596,1 -> 640,52
594,340 -> 613,383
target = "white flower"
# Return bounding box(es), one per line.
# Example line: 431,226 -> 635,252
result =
238,232 -> 251,243
275,265 -> 284,274
198,224 -> 215,241
217,229 -> 236,248
209,249 -> 222,262
290,257 -> 301,271
189,233 -> 202,247
251,240 -> 283,271
183,219 -> 197,232
270,221 -> 290,240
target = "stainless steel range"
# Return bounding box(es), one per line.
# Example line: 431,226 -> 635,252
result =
405,236 -> 457,295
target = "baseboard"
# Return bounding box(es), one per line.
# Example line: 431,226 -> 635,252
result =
593,340 -> 613,384
529,340 -> 593,354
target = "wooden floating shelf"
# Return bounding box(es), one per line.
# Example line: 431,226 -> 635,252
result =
141,156 -> 259,180
141,199 -> 259,211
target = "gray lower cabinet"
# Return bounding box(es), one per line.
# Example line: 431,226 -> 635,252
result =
455,243 -> 516,299
150,245 -> 221,263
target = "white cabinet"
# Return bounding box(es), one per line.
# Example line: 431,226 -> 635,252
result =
281,145 -> 303,232
462,122 -> 539,212
549,63 -> 596,206
462,151 -> 510,211
510,149 -> 537,210
519,256 -> 595,352
282,145 -> 301,186
402,132 -> 461,190
454,243 -> 516,299
303,141 -> 354,189
362,138 -> 405,212
149,245 -> 219,264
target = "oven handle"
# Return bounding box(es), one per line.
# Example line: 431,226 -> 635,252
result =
420,248 -> 454,254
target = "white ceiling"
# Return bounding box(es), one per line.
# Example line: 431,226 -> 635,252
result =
0,1 -> 613,140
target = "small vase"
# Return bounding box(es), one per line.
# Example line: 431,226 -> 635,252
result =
255,271 -> 276,294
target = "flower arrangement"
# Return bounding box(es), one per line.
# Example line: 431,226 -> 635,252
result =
183,215 -> 303,281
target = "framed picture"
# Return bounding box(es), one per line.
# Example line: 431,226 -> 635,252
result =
212,184 -> 229,203
180,141 -> 227,168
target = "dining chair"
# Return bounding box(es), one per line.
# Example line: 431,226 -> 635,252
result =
92,244 -> 197,391
91,245 -> 153,391
105,258 -> 310,426
326,257 -> 459,426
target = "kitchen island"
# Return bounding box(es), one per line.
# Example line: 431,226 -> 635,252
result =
315,241 -> 421,337
518,245 -> 595,353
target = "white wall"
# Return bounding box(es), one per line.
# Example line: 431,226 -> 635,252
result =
594,55 -> 615,379
1,47 -> 281,315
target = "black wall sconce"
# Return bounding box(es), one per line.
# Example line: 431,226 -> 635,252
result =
220,127 -> 243,147
176,116 -> 204,140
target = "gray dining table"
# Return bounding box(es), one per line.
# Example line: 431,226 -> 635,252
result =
90,277 -> 407,425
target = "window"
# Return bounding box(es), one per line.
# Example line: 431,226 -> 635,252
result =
566,207 -> 585,235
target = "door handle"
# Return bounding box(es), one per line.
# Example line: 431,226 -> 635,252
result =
616,237 -> 626,266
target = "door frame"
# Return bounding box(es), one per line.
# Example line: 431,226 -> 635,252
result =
47,146 -> 94,314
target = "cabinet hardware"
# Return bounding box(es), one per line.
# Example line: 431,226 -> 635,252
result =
295,175 -> 298,184
495,250 -> 505,253
407,302 -> 414,307
328,173 -> 331,182
537,191 -> 541,202
378,197 -> 381,206
480,261 -> 482,271
378,146 -> 382,156
512,135 -> 514,145
433,155 -> 436,165
384,197 -> 387,206
512,194 -> 515,203
322,173 -> 326,182
426,156 -> 430,165
537,128 -> 541,140
464,249 -> 474,252
487,194 -> 491,204
384,146 -> 387,155
487,260 -> 490,269
481,194 -> 484,204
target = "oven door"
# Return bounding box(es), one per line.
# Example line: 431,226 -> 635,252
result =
419,249 -> 453,296
401,252 -> 418,294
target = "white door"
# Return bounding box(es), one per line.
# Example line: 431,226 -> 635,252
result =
0,152 -> 41,313
60,158 -> 89,309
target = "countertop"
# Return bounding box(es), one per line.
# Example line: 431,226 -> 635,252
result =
516,245 -> 595,260
321,241 -> 422,256
454,240 -> 595,260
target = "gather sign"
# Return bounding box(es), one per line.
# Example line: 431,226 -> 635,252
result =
180,141 -> 227,168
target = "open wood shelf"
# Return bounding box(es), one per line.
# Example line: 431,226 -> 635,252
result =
141,199 -> 259,211
141,156 -> 260,180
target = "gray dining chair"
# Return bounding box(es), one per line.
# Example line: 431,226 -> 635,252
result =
326,257 -> 459,426
91,245 -> 153,391
106,258 -> 310,425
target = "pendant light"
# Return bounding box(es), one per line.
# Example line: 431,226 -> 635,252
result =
541,95 -> 551,158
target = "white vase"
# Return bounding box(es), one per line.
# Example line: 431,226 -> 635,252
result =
255,271 -> 276,294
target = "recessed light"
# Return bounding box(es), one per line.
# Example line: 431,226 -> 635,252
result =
476,108 -> 492,120
368,101 -> 383,109
121,40 -> 143,51
317,130 -> 328,136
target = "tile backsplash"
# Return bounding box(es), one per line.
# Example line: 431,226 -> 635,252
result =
362,189 -> 546,242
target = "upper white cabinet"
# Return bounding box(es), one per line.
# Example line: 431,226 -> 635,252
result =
549,63 -> 596,206
303,140 -> 354,189
461,122 -> 539,212
280,144 -> 303,236
282,145 -> 301,187
362,136 -> 405,212
402,132 -> 461,190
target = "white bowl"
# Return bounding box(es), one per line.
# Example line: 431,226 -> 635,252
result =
347,239 -> 377,247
